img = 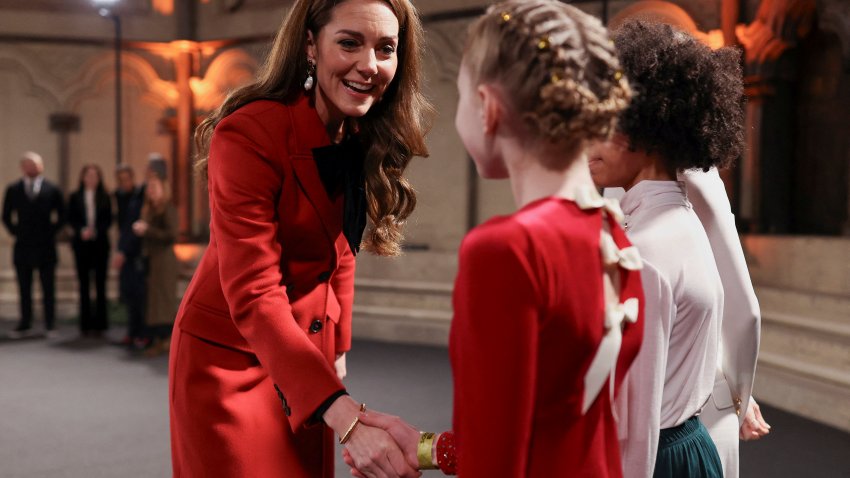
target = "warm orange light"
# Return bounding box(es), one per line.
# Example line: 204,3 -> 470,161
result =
170,40 -> 199,53
153,0 -> 174,15
702,29 -> 726,50
174,243 -> 205,263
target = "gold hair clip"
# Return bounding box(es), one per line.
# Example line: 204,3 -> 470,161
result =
550,72 -> 562,84
537,35 -> 551,51
500,11 -> 511,22
614,71 -> 623,80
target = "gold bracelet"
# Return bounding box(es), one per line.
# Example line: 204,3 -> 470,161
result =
339,403 -> 367,445
417,432 -> 439,470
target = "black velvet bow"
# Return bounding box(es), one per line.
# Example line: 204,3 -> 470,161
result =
312,138 -> 368,255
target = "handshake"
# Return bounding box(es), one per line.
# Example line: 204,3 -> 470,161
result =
323,395 -> 452,478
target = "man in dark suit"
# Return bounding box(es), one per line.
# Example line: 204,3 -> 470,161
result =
113,164 -> 146,346
2,152 -> 65,338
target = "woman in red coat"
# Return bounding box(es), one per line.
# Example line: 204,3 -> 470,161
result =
347,1 -> 644,476
168,0 -> 431,476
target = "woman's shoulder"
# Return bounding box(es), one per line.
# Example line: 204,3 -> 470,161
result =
229,99 -> 289,118
220,100 -> 291,132
461,215 -> 529,260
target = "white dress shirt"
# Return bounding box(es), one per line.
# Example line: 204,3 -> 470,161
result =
84,189 -> 96,230
23,176 -> 44,198
614,180 -> 723,478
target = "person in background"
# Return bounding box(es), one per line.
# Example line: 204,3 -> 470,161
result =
113,164 -> 147,348
68,164 -> 113,338
2,152 -> 65,339
589,20 -> 739,478
132,172 -> 178,356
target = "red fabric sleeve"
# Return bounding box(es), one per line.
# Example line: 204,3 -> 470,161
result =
451,227 -> 540,478
207,112 -> 344,431
332,245 -> 355,354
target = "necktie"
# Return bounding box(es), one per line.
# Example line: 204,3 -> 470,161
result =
25,180 -> 34,199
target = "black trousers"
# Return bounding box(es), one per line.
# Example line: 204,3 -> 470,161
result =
119,257 -> 146,339
15,262 -> 56,330
73,241 -> 110,332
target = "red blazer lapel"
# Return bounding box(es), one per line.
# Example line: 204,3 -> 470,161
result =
286,95 -> 344,251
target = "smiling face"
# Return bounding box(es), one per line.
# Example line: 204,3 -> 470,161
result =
307,0 -> 399,130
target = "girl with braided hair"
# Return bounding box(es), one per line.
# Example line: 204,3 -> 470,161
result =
345,1 -> 644,476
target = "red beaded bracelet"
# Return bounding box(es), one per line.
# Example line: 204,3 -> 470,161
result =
435,431 -> 458,475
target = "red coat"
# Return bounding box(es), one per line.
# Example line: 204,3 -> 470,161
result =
449,197 -> 644,477
169,96 -> 355,477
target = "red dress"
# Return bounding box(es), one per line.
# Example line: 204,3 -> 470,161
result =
169,97 -> 354,477
449,196 -> 644,477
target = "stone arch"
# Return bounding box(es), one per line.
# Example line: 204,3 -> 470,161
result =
818,0 -> 850,69
0,50 -> 62,111
64,51 -> 176,112
609,1 -> 699,33
608,1 -> 720,47
192,48 -> 258,112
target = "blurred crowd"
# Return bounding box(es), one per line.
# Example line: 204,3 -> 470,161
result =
2,151 -> 178,357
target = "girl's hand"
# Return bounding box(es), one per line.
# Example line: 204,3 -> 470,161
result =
740,398 -> 770,440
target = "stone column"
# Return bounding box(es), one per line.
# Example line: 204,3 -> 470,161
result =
48,113 -> 80,192
735,0 -> 816,232
171,41 -> 197,241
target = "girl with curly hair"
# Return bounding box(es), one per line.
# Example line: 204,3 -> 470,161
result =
169,0 -> 431,476
589,20 -> 767,478
345,1 -> 644,476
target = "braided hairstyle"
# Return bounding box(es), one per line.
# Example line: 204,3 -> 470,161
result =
463,0 -> 631,167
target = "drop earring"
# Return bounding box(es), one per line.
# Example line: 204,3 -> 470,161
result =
304,59 -> 316,91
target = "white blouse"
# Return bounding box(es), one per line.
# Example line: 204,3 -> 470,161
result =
614,180 -> 723,478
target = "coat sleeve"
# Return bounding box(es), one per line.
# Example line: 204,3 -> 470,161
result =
207,111 -> 344,431
97,195 -> 113,238
51,186 -> 66,237
2,186 -> 16,236
616,260 -> 675,478
451,226 -> 539,478
143,206 -> 177,245
682,168 -> 760,423
68,193 -> 84,237
332,245 -> 355,355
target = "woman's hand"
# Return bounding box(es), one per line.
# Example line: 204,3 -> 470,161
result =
357,411 -> 420,468
324,396 -> 420,478
132,220 -> 148,237
739,398 -> 770,440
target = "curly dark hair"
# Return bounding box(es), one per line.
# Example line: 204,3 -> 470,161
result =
613,20 -> 744,171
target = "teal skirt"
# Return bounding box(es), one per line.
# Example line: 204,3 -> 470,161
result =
653,416 -> 723,478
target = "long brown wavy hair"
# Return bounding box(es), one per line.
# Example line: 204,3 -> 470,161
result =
195,0 -> 432,256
